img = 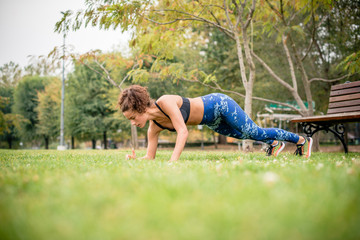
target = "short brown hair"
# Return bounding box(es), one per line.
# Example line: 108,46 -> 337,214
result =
118,85 -> 153,113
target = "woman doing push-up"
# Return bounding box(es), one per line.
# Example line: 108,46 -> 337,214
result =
118,85 -> 313,162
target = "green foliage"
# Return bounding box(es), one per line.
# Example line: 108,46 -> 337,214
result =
128,69 -> 150,83
0,86 -> 24,148
135,28 -> 179,60
337,51 -> 360,74
55,0 -> 151,33
0,96 -> 7,133
66,62 -> 119,143
35,78 -> 61,142
0,62 -> 22,88
12,76 -> 49,142
55,0 -> 360,119
313,0 -> 360,78
0,88 -> 14,135
1,150 -> 360,239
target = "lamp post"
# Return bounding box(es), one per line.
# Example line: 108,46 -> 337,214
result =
58,12 -> 67,150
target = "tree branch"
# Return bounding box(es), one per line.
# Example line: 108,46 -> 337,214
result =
243,0 -> 256,29
77,53 -> 140,90
92,59 -> 120,89
201,4 -> 226,11
145,8 -> 235,37
309,74 -> 350,83
265,0 -> 283,21
208,10 -> 222,27
251,51 -> 294,91
119,63 -> 139,88
78,58 -> 115,86
231,0 -> 241,28
301,0 -> 317,62
223,0 -> 235,31
287,2 -> 309,25
282,34 -> 298,92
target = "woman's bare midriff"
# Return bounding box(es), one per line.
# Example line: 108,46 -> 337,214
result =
187,97 -> 204,125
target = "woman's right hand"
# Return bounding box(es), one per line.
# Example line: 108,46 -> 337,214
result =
125,149 -> 136,160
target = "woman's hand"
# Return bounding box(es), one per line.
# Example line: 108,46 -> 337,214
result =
126,150 -> 155,160
125,149 -> 136,160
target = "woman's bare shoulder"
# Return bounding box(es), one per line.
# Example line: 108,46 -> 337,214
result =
157,95 -> 181,103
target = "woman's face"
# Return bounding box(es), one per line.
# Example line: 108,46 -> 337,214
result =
123,110 -> 148,128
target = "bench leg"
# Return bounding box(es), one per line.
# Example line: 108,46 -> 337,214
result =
300,122 -> 348,153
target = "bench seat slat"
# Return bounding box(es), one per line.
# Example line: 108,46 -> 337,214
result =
329,93 -> 360,103
328,99 -> 360,109
331,81 -> 360,90
291,111 -> 360,123
330,87 -> 360,97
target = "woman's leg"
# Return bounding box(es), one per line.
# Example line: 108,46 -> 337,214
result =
206,94 -> 300,144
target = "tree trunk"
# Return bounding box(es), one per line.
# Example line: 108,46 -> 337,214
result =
213,132 -> 218,149
44,136 -> 49,149
92,139 -> 96,149
234,24 -> 256,152
242,84 -> 254,152
103,131 -> 107,149
7,136 -> 12,149
71,136 -> 75,149
131,125 -> 138,149
145,133 -> 148,148
312,132 -> 320,152
218,135 -> 227,145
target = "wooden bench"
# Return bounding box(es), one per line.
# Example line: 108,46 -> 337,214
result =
291,81 -> 360,153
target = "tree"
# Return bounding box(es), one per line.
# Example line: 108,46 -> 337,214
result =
250,0 -> 359,150
35,78 -> 61,149
12,76 -> 48,146
0,62 -> 23,148
66,61 -> 118,149
318,0 -> 360,78
0,62 -> 22,88
56,0 -> 358,151
68,51 -> 142,148
55,0 -> 259,150
0,86 -> 24,149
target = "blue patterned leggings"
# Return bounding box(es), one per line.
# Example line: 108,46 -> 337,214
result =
200,93 -> 299,145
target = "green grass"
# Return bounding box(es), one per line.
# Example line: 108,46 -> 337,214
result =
1,149 -> 360,240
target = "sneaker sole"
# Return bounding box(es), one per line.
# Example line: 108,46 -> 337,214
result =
274,142 -> 285,157
306,137 -> 313,158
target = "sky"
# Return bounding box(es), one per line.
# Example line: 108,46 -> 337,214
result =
0,0 -> 131,67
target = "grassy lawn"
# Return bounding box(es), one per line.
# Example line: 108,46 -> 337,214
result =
1,149 -> 360,240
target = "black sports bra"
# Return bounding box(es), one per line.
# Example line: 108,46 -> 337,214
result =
153,97 -> 190,132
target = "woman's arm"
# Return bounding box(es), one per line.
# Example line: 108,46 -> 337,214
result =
158,96 -> 189,162
143,121 -> 161,160
169,127 -> 188,162
126,122 -> 160,160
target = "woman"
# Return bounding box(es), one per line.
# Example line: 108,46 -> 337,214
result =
119,85 -> 312,162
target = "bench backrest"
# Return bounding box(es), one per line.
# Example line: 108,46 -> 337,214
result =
328,81 -> 360,114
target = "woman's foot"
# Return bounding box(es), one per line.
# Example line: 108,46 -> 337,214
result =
266,142 -> 285,157
295,137 -> 313,158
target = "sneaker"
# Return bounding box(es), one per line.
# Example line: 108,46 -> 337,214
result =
295,137 -> 313,158
266,142 -> 285,157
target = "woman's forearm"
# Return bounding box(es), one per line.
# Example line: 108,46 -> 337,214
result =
146,140 -> 158,159
146,127 -> 159,160
170,130 -> 188,162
